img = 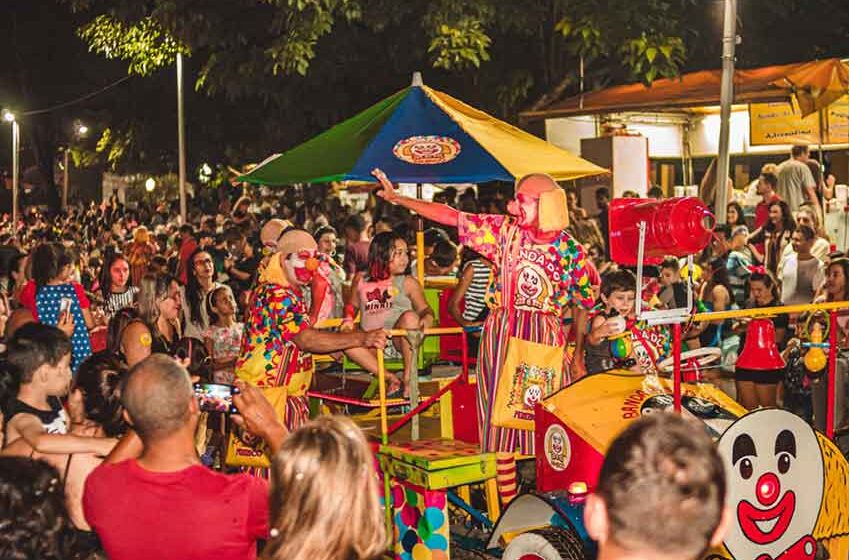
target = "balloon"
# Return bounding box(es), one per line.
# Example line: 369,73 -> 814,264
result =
610,335 -> 632,359
423,507 -> 445,531
401,529 -> 419,552
412,544 -> 433,560
425,534 -> 449,551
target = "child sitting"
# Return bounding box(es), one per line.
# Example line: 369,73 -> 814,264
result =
343,232 -> 435,396
658,257 -> 689,310
203,285 -> 243,384
1,323 -> 116,457
586,269 -> 670,375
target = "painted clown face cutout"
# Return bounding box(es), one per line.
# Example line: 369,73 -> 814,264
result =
523,383 -> 543,408
550,432 -> 563,455
717,409 -> 823,560
519,266 -> 544,300
515,263 -> 550,311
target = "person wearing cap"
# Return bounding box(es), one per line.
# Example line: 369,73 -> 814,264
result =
235,228 -> 389,432
373,168 -> 594,505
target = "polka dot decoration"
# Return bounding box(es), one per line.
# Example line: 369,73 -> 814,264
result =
389,482 -> 450,560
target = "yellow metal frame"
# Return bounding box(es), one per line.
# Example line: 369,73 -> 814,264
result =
373,325 -> 502,539
692,300 -> 849,323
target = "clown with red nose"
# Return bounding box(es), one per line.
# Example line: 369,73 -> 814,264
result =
236,228 -> 390,434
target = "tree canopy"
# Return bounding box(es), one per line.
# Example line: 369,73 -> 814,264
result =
2,1 -> 847,183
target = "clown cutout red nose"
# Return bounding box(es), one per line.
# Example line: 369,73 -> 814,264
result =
507,174 -> 570,233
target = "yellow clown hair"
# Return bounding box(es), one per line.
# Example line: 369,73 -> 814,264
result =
813,432 -> 849,558
539,188 -> 569,232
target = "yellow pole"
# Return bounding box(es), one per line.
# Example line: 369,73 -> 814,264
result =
416,228 -> 425,285
386,326 -> 463,337
377,349 -> 393,546
377,349 -> 388,445
692,300 -> 849,323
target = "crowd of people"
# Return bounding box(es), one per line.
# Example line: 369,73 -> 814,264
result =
0,142 -> 845,559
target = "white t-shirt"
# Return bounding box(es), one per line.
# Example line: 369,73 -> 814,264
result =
780,253 -> 825,306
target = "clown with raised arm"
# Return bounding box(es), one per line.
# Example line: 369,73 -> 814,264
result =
373,168 -> 594,505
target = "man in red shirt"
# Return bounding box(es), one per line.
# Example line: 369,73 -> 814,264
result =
83,355 -> 286,560
177,224 -> 198,284
753,171 -> 781,255
754,171 -> 781,230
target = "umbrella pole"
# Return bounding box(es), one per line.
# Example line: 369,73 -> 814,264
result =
416,184 -> 425,285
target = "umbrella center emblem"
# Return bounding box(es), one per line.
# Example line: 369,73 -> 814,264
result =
392,135 -> 461,165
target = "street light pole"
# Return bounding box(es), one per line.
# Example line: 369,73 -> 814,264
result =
63,148 -> 70,210
715,0 -> 737,224
11,120 -> 19,230
177,52 -> 187,223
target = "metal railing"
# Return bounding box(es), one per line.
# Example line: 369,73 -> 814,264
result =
674,300 -> 849,440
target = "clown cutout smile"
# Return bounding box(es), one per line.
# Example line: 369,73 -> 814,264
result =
515,263 -> 550,311
717,409 -> 824,560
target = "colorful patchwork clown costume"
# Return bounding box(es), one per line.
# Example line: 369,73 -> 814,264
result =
373,169 -> 595,504
236,230 -> 326,432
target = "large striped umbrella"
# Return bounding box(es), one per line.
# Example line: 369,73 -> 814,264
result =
239,74 -> 606,186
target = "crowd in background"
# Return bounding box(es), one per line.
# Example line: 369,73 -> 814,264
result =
0,142 -> 846,559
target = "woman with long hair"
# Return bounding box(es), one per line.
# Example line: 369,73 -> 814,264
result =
263,416 -> 385,560
726,201 -> 746,228
733,268 -> 787,410
99,251 -> 139,319
119,274 -> 182,366
182,248 -> 221,340
691,257 -> 733,348
748,199 -> 795,275
58,354 -> 128,547
343,232 -> 434,396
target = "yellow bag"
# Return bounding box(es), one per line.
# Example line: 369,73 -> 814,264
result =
491,337 -> 564,431
225,386 -> 288,468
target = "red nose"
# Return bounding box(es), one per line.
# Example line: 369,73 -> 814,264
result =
756,472 -> 780,507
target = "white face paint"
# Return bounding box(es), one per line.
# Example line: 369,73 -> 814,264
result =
717,409 -> 824,560
284,250 -> 319,286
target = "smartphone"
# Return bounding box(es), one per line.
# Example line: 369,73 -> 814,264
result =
193,383 -> 239,414
59,297 -> 73,318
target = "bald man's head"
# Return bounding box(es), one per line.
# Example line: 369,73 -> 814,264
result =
122,354 -> 194,441
260,219 -> 293,252
516,173 -> 558,197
